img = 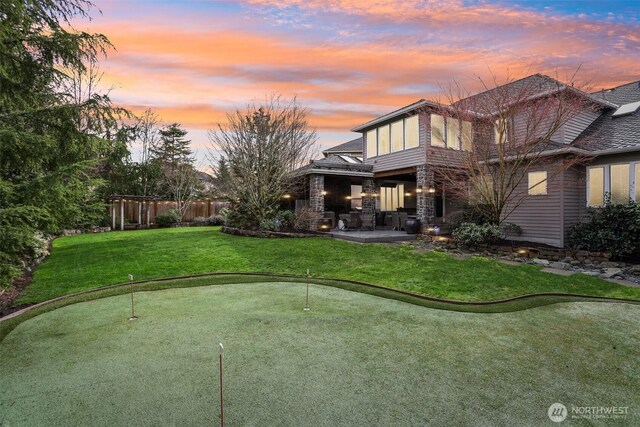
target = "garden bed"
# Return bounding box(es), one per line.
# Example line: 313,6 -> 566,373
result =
220,226 -> 324,238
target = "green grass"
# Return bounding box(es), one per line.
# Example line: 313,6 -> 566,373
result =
18,226 -> 640,305
2,282 -> 639,425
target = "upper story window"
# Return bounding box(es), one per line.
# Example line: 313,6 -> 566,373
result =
528,171 -> 547,195
495,118 -> 508,144
378,124 -> 390,155
430,114 -> 472,151
587,162 -> 638,207
366,129 -> 377,158
365,114 -> 420,159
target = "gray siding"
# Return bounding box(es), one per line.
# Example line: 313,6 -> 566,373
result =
562,167 -> 586,245
562,110 -> 601,143
363,112 -> 426,173
503,166 -> 564,247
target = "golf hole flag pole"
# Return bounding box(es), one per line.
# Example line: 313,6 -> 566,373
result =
304,269 -> 310,311
128,274 -> 137,320
218,343 -> 224,427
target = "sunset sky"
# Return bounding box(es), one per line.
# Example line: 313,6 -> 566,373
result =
77,0 -> 640,167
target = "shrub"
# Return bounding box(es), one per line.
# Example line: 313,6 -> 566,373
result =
156,209 -> 181,227
293,207 -> 322,231
191,216 -> 208,226
207,215 -> 225,226
446,203 -> 492,230
276,210 -> 295,229
220,207 -> 253,229
452,222 -> 502,247
500,222 -> 523,239
259,218 -> 281,231
570,201 -> 640,257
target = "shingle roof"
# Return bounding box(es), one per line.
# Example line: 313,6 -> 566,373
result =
322,137 -> 363,155
572,81 -> 640,152
592,81 -> 640,106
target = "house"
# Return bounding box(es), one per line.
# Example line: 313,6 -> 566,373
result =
295,75 -> 640,247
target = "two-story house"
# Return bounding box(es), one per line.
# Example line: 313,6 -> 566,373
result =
295,74 -> 639,247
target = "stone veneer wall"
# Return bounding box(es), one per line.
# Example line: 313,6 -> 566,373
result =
361,178 -> 377,216
416,165 -> 435,228
309,174 -> 324,231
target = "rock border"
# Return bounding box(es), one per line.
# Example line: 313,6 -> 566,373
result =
220,226 -> 323,238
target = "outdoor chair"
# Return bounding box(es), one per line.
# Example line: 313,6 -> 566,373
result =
397,212 -> 408,231
349,213 -> 362,229
338,214 -> 351,231
360,214 -> 375,230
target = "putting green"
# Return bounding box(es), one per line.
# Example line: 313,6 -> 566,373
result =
1,282 -> 639,426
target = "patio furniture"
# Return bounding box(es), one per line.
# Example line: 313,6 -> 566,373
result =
323,211 -> 336,229
349,212 -> 362,229
375,212 -> 386,227
398,212 -> 408,230
338,214 -> 350,230
360,214 -> 375,230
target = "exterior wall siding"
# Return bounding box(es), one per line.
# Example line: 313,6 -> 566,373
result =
502,165 -> 564,247
562,167 -> 586,244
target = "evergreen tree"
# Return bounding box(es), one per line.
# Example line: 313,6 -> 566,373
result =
152,123 -> 193,167
0,0 -> 127,290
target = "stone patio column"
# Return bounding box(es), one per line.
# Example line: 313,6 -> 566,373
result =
362,178 -> 376,216
416,165 -> 435,231
309,174 -> 324,230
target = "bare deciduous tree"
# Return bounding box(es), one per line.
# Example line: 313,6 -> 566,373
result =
135,108 -> 161,197
427,72 -> 595,224
208,95 -> 317,226
162,162 -> 203,220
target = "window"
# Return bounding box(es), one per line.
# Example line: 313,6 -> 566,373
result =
446,117 -> 460,150
430,114 -> 445,147
405,115 -> 419,149
495,118 -> 507,144
610,164 -> 630,204
379,184 -> 405,211
528,171 -> 547,195
588,167 -> 604,206
391,120 -> 404,152
636,163 -> 640,202
378,125 -> 390,155
366,129 -> 377,158
461,121 -> 472,151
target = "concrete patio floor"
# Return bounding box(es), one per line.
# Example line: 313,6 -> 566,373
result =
327,229 -> 417,243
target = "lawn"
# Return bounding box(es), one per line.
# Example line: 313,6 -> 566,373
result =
17,227 -> 640,305
1,282 -> 638,425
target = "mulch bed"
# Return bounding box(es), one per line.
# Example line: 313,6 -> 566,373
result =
220,226 -> 326,238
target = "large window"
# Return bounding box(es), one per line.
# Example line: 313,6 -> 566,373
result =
364,115 -> 420,159
431,115 -> 471,150
391,120 -> 404,152
379,184 -> 405,211
378,124 -> 390,155
528,171 -> 547,195
461,121 -> 472,151
446,118 -> 460,150
366,129 -> 377,158
405,115 -> 419,149
610,163 -> 630,204
495,118 -> 507,144
587,163 -> 639,206
430,114 -> 445,147
636,163 -> 640,202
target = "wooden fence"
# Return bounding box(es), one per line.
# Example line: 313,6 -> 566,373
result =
109,198 -> 229,230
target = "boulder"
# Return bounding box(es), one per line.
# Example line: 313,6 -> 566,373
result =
532,258 -> 550,266
550,262 -> 570,270
599,261 -> 619,268
600,268 -> 623,279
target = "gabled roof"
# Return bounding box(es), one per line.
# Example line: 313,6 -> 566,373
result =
322,137 -> 363,155
455,73 -> 617,111
351,99 -> 437,132
573,81 -> 640,153
592,81 -> 640,105
292,154 -> 372,178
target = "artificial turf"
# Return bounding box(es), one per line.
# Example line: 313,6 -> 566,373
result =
1,282 -> 638,425
17,227 -> 640,305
